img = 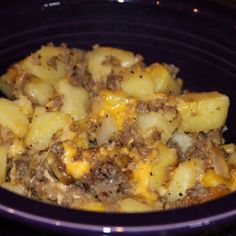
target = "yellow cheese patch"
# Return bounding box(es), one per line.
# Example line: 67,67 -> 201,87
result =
66,160 -> 91,179
62,142 -> 91,179
80,201 -> 105,212
201,169 -> 230,188
98,90 -> 136,128
133,161 -> 158,202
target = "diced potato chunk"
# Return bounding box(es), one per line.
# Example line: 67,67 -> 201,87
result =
0,98 -> 29,137
201,169 -> 230,188
14,95 -> 33,116
166,159 -> 204,201
0,145 -> 8,184
96,115 -> 118,145
69,48 -> 85,64
133,161 -> 158,202
118,198 -> 153,212
32,106 -> 47,120
224,144 -> 236,168
229,152 -> 236,167
8,139 -> 25,157
96,90 -> 135,129
20,46 -> 68,84
138,109 -> 181,143
24,76 -> 54,105
61,141 -> 91,179
1,183 -> 26,196
177,92 -> 229,132
121,79 -> 154,101
55,79 -> 90,120
146,63 -> 182,95
66,160 -> 91,179
223,143 -> 236,154
87,46 -> 137,82
121,68 -> 154,100
98,90 -> 131,114
148,143 -> 178,193
25,111 -> 71,152
171,132 -> 193,153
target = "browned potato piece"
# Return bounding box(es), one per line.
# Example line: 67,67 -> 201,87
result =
177,92 -> 229,132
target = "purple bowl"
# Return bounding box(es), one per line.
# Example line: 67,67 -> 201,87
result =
0,0 -> 236,235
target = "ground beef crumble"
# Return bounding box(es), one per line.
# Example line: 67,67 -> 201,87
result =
106,74 -> 123,90
90,159 -> 130,203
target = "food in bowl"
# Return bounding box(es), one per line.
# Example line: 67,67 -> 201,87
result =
0,43 -> 235,213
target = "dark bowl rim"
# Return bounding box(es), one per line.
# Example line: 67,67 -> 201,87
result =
1,187 -> 236,233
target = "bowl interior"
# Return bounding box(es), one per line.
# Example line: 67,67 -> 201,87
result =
0,0 -> 236,234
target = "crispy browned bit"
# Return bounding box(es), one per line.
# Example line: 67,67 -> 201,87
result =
69,122 -> 81,132
51,142 -> 64,156
32,54 -> 42,65
82,76 -> 105,96
68,65 -> 91,87
134,54 -> 145,67
46,56 -> 58,69
163,63 -> 179,78
106,74 -> 123,90
110,122 -> 149,155
46,95 -> 63,112
50,161 -> 73,185
87,121 -> 99,145
168,139 -> 183,158
184,130 -> 223,163
0,126 -> 15,145
151,129 -> 161,141
102,55 -> 121,66
115,154 -> 132,169
136,102 -> 149,113
90,159 -> 130,203
14,155 -> 31,185
11,66 -> 30,97
148,99 -> 174,113
164,184 -> 229,210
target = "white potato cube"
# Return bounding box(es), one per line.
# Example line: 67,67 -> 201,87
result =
87,46 -> 136,82
20,46 -> 68,84
138,110 -> 181,143
148,143 -> 178,193
24,76 -> 54,105
177,92 -> 229,132
166,159 -> 204,201
146,63 -> 182,95
14,95 -> 33,117
55,79 -> 90,120
121,68 -> 155,100
25,111 -> 72,152
0,98 -> 29,137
